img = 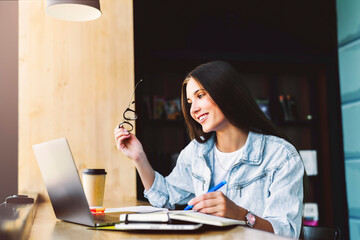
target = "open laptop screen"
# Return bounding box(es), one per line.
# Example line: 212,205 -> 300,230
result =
33,138 -> 95,226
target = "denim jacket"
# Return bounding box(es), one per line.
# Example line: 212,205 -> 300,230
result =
144,131 -> 304,238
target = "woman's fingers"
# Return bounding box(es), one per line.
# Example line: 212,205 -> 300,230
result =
190,192 -> 227,215
115,125 -> 129,134
198,205 -> 220,215
115,131 -> 130,140
117,135 -> 131,145
192,195 -> 220,210
189,192 -> 221,205
115,134 -> 131,150
114,125 -> 131,149
114,126 -> 130,138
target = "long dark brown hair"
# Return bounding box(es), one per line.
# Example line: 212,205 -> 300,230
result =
181,61 -> 290,144
181,61 -> 308,204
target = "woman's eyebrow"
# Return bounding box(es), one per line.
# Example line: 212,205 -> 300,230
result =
192,89 -> 205,95
187,89 -> 205,102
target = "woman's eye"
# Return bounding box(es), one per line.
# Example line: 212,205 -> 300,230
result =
198,93 -> 205,99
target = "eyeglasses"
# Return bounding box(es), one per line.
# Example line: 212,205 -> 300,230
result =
118,79 -> 143,132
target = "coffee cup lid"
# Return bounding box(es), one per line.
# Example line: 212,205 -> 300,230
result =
82,169 -> 107,175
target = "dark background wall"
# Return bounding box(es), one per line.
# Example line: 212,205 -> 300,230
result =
134,0 -> 337,61
0,1 -> 18,201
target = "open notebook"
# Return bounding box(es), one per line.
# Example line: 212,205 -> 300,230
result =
114,210 -> 245,230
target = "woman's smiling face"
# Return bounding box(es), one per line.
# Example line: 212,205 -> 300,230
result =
186,77 -> 230,133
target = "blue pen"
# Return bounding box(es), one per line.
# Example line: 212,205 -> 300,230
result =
184,180 -> 227,210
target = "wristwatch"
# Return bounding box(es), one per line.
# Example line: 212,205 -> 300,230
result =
245,210 -> 256,228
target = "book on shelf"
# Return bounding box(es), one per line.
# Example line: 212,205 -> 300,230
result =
153,96 -> 167,119
286,95 -> 296,121
256,98 -> 271,119
119,210 -> 245,227
142,95 -> 153,119
164,98 -> 181,120
146,96 -> 183,120
303,203 -> 319,226
278,94 -> 296,122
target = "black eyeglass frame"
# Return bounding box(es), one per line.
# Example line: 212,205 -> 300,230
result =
118,80 -> 142,132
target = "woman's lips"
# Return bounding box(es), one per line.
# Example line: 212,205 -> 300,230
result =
198,113 -> 208,123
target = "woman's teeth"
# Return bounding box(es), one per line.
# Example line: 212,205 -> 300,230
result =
199,115 -> 206,121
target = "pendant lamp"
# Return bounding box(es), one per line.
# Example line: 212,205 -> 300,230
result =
46,0 -> 101,21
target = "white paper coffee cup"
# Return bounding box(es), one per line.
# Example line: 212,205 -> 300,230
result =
82,169 -> 107,208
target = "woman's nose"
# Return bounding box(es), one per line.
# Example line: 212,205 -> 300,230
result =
190,101 -> 200,114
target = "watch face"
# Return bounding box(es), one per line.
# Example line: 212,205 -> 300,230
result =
246,212 -> 256,227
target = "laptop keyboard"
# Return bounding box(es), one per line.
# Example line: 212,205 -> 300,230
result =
93,213 -> 120,223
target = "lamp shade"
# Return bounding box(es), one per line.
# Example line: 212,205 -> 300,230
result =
46,0 -> 101,21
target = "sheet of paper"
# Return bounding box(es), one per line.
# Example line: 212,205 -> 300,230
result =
169,210 -> 245,226
299,150 -> 318,176
104,205 -> 168,213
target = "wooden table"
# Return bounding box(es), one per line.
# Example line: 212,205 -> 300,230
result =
0,194 -> 38,240
29,200 -> 294,240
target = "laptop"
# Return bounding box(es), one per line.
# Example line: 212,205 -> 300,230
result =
32,138 -> 120,227
32,137 -> 202,230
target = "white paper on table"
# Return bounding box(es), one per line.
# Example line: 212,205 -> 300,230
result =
104,205 -> 169,213
299,150 -> 318,176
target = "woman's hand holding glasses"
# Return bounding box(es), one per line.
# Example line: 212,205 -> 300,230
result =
114,125 -> 155,191
114,126 -> 145,163
114,79 -> 146,162
114,80 -> 157,190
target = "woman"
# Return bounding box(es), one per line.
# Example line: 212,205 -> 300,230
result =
114,61 -> 304,238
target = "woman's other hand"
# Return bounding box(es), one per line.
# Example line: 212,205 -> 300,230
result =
188,191 -> 246,220
188,191 -> 274,233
